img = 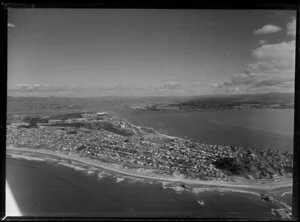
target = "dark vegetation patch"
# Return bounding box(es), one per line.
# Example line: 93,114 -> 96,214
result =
49,112 -> 86,120
22,116 -> 48,127
76,145 -> 86,151
213,157 -> 259,176
51,121 -> 134,137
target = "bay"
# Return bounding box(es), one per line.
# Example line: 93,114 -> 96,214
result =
123,109 -> 294,152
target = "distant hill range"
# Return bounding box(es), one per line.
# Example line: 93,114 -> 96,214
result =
128,93 -> 294,111
168,92 -> 294,110
7,93 -> 294,117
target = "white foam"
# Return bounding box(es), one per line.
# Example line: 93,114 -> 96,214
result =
116,177 -> 125,183
89,167 -> 98,171
218,188 -> 260,196
43,157 -> 58,162
162,181 -> 171,189
281,191 -> 292,197
97,172 -> 107,179
86,170 -> 95,175
57,162 -> 86,171
168,186 -> 185,193
192,187 -> 213,194
8,154 -> 45,162
162,181 -> 170,186
192,187 -> 260,197
128,178 -> 145,184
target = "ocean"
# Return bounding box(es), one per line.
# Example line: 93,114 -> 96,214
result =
6,157 -> 278,218
122,109 -> 294,152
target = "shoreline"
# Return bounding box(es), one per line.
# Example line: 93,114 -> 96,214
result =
6,145 -> 292,191
7,145 -> 293,219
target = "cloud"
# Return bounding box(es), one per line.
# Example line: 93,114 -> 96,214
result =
253,25 -> 282,35
156,82 -> 183,90
259,40 -> 266,45
154,82 -> 188,90
212,74 -> 294,94
248,40 -> 295,75
153,81 -> 206,92
287,17 -> 296,37
212,41 -> 295,93
7,23 -> 15,28
252,77 -> 294,88
213,18 -> 295,94
8,81 -> 212,96
9,84 -> 85,93
96,81 -> 206,92
215,73 -> 292,88
90,81 -> 214,96
97,84 -> 146,91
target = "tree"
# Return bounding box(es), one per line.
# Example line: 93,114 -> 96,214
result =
213,157 -> 249,175
23,116 -> 42,127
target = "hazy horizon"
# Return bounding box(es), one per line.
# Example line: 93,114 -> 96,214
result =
7,9 -> 296,97
7,92 -> 294,99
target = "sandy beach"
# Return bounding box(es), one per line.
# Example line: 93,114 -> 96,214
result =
6,145 -> 293,192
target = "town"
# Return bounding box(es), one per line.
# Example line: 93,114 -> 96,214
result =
6,112 -> 293,182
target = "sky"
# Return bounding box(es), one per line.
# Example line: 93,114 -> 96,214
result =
7,9 -> 296,97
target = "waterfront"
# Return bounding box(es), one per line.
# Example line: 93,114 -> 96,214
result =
6,156 -> 278,218
7,110 -> 293,183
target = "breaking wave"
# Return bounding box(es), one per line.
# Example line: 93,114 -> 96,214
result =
165,185 -> 185,193
162,181 -> 171,189
192,187 -> 214,194
192,187 -> 260,197
127,178 -> 146,184
8,153 -> 45,162
97,171 -> 107,179
116,177 -> 125,183
57,162 -> 86,171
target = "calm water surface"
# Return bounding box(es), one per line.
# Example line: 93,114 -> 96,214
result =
123,109 -> 294,152
7,157 -> 277,218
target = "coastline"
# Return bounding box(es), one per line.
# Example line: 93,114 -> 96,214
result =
6,145 -> 292,191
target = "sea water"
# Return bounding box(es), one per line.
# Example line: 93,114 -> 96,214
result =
6,157 -> 277,218
124,109 -> 294,152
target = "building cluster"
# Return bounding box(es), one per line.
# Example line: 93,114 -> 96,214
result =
6,112 -> 293,181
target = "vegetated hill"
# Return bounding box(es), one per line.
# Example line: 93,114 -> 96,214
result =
51,121 -> 135,137
45,111 -> 158,137
213,154 -> 293,178
169,93 -> 294,109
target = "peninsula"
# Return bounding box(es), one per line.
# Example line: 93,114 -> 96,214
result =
6,111 -> 294,218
